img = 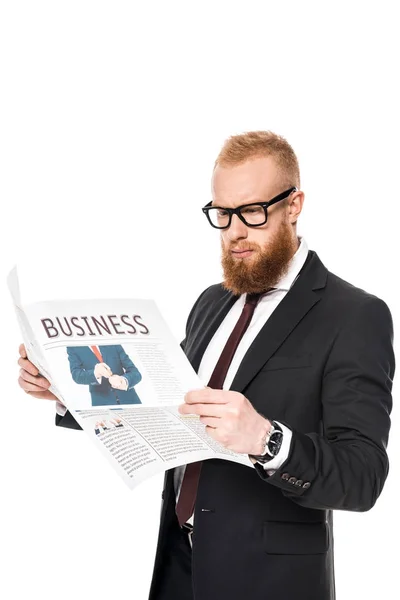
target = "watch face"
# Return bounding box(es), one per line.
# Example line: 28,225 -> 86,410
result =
269,431 -> 283,456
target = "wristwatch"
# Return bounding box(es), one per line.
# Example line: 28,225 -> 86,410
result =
249,421 -> 283,464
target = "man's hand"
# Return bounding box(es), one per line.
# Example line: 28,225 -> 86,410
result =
109,375 -> 128,391
17,344 -> 57,401
94,362 -> 113,379
178,388 -> 271,455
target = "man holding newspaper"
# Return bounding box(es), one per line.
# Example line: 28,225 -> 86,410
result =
17,131 -> 394,600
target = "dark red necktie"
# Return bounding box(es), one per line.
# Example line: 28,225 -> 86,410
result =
91,346 -> 103,363
176,292 -> 262,527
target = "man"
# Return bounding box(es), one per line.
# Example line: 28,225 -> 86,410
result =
17,131 -> 394,600
66,344 -> 142,406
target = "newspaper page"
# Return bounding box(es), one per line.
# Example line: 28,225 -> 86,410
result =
8,268 -> 251,489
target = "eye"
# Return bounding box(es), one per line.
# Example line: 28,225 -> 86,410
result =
217,208 -> 229,217
242,206 -> 263,215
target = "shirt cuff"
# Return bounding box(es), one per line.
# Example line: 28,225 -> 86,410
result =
55,401 -> 68,417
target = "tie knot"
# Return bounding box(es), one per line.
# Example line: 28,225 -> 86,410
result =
245,293 -> 262,307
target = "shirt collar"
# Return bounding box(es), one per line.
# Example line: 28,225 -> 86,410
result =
274,236 -> 309,291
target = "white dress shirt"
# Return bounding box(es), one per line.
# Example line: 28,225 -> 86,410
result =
174,237 -> 309,520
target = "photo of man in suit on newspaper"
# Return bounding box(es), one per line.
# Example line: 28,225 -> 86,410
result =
66,344 -> 142,406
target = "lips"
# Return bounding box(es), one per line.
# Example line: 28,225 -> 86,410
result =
231,248 -> 254,258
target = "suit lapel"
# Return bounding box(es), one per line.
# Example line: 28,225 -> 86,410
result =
230,251 -> 328,392
184,290 -> 238,373
82,346 -> 97,366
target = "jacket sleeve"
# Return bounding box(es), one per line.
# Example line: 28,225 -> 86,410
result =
256,297 -> 394,512
55,411 -> 82,430
67,347 -> 99,385
118,346 -> 142,389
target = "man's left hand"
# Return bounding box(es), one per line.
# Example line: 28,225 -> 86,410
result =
109,375 -> 128,391
178,388 -> 271,455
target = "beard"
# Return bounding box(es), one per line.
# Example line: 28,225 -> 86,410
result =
221,220 -> 298,295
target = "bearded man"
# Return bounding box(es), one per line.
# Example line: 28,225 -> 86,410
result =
18,131 -> 395,600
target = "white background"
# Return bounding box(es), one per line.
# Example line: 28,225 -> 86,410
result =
0,2 -> 399,599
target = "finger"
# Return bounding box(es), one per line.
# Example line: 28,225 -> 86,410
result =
19,343 -> 27,358
199,416 -> 220,428
179,403 -> 224,417
27,390 -> 58,401
184,389 -> 208,404
17,356 -> 39,377
184,388 -> 229,405
19,369 -> 51,390
18,376 -> 51,393
19,368 -> 50,389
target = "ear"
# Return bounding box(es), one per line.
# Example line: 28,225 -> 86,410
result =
288,190 -> 305,224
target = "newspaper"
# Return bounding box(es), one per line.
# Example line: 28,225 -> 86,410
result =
8,268 -> 251,489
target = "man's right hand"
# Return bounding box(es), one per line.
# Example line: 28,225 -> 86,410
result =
94,362 -> 113,379
18,344 -> 57,401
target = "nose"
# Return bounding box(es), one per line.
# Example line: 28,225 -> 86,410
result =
226,213 -> 248,241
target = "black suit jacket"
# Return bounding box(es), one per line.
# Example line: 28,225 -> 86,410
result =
56,251 -> 395,600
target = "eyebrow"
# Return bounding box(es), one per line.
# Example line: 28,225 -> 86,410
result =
211,198 -> 266,208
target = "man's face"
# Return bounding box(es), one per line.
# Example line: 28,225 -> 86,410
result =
211,156 -> 304,295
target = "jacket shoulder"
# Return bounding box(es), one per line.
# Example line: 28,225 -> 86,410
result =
181,283 -> 231,343
322,270 -> 393,337
187,283 -> 230,316
326,270 -> 390,309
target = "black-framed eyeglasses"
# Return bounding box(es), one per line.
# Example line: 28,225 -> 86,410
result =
202,186 -> 297,229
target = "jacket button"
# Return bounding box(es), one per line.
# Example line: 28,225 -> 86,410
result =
281,472 -> 290,480
288,477 -> 296,484
303,482 -> 311,489
295,479 -> 303,487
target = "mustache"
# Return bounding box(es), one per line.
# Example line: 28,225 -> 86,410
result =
226,242 -> 260,252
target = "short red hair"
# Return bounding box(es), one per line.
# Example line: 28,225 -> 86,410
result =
214,130 -> 300,188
